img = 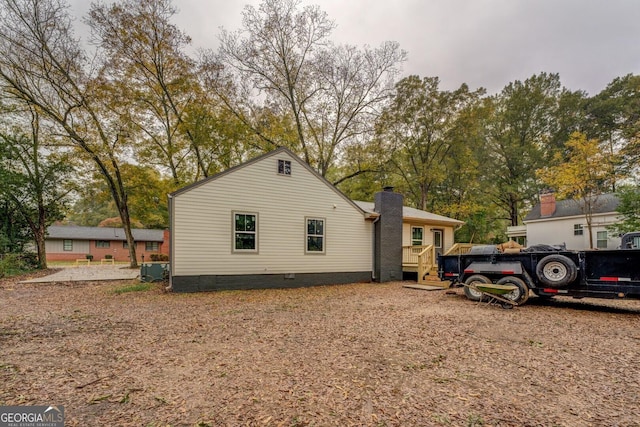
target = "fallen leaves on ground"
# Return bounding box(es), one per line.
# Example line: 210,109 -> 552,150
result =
1,276 -> 639,426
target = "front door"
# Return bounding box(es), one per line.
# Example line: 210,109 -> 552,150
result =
432,229 -> 443,257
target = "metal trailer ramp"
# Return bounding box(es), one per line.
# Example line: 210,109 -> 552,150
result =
403,284 -> 448,291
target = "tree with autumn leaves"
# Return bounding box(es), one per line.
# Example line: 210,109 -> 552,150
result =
537,132 -> 622,249
1,0 -> 640,270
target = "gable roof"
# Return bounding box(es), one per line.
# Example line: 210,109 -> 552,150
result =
47,226 -> 165,242
170,147 -> 462,226
354,201 -> 464,226
170,147 -> 371,217
524,193 -> 620,222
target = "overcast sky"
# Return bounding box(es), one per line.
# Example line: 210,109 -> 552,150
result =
69,0 -> 640,95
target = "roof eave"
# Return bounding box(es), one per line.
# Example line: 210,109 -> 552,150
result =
524,211 -> 618,223
402,216 -> 464,226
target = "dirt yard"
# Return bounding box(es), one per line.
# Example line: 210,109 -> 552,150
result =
1,273 -> 639,426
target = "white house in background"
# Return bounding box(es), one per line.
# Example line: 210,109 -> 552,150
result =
168,147 -> 462,292
523,192 -> 621,250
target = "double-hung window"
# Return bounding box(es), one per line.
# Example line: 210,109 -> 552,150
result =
96,240 -> 110,248
573,224 -> 584,236
234,212 -> 258,252
277,159 -> 291,176
63,239 -> 73,251
145,241 -> 159,251
306,218 -> 325,253
596,231 -> 608,249
411,227 -> 423,246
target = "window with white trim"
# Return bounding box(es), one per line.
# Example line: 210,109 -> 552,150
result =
411,227 -> 423,246
306,218 -> 325,253
277,159 -> 291,176
234,212 -> 258,252
596,231 -> 608,249
63,239 -> 73,251
573,224 -> 584,236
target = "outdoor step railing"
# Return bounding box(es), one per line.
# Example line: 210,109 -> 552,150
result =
417,245 -> 435,284
402,245 -> 430,266
444,243 -> 475,255
403,243 -> 477,285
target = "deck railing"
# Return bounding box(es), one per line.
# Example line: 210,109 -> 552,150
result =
443,243 -> 475,256
402,245 -> 430,266
403,243 -> 476,285
403,243 -> 476,265
417,245 -> 435,283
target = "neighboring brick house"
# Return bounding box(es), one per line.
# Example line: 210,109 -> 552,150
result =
45,225 -> 169,262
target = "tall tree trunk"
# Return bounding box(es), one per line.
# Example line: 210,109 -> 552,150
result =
34,227 -> 47,269
509,194 -> 519,226
35,204 -> 47,269
586,210 -> 594,249
119,203 -> 138,267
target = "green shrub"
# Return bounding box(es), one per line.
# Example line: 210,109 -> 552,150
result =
17,252 -> 39,269
85,254 -> 94,260
150,253 -> 169,261
0,253 -> 38,278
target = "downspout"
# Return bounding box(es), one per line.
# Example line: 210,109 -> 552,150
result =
167,193 -> 173,291
371,215 -> 380,281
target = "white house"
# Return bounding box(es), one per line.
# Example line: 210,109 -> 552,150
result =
168,147 -> 463,292
523,192 -> 621,250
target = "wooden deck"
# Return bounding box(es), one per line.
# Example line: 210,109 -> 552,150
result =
402,243 -> 476,285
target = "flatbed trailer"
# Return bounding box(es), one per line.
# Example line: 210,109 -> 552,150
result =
438,245 -> 640,306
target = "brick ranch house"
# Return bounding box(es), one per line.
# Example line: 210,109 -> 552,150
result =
45,225 -> 169,262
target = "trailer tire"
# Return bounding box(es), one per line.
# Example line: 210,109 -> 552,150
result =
496,276 -> 529,305
535,254 -> 577,287
464,274 -> 491,301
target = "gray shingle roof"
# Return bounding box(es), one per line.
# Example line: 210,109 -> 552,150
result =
47,226 -> 165,242
524,193 -> 620,221
353,201 -> 464,225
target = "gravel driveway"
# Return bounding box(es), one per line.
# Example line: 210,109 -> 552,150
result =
19,265 -> 140,283
1,274 -> 639,426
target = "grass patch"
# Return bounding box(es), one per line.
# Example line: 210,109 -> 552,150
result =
113,282 -> 153,295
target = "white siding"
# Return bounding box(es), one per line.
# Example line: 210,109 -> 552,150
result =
526,213 -> 621,250
403,224 -> 419,246
172,152 -> 372,276
402,223 -> 456,252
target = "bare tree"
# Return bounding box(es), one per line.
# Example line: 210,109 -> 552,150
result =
87,0 -> 201,185
213,0 -> 405,180
0,0 -> 140,267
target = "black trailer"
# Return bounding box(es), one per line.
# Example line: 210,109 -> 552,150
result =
438,237 -> 640,306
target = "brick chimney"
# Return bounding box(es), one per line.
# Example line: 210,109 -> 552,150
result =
540,191 -> 556,217
161,229 -> 170,257
374,187 -> 403,282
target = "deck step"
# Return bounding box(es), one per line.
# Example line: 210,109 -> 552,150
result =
418,271 -> 444,286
